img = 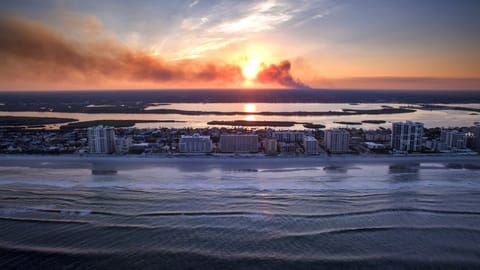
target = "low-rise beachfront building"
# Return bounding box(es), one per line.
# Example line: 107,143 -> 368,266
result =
391,121 -> 424,152
179,133 -> 212,153
365,130 -> 391,143
263,138 -> 278,155
324,129 -> 350,153
425,139 -> 448,152
115,136 -> 132,154
364,142 -> 386,150
278,142 -> 297,153
220,134 -> 258,153
273,131 -> 304,143
303,136 -> 319,155
88,126 -> 116,154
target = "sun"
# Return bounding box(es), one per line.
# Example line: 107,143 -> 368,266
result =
242,59 -> 261,80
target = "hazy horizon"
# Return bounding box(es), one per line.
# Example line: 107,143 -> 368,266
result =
1,86 -> 480,92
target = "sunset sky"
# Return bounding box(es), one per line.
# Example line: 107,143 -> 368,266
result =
1,0 -> 479,90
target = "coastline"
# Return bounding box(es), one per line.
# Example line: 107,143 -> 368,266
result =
1,153 -> 478,168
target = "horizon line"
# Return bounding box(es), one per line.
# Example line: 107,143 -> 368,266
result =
1,88 -> 480,93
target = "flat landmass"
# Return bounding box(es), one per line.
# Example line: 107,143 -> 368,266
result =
0,116 -> 77,127
60,119 -> 184,130
1,89 -> 480,104
207,120 -> 329,128
362,120 -> 387,124
207,120 -> 326,128
0,117 -> 183,129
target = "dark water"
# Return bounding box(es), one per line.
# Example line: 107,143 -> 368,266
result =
2,89 -> 480,103
0,158 -> 480,269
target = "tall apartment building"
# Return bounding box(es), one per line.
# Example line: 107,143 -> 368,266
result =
391,121 -> 424,152
303,136 -> 319,155
220,134 -> 258,153
273,131 -> 304,143
324,129 -> 350,153
441,129 -> 467,149
179,133 -> 212,153
88,126 -> 116,154
474,125 -> 480,152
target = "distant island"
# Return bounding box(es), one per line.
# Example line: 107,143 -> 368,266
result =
362,120 -> 387,124
333,120 -> 387,125
0,117 -> 184,129
0,116 -> 76,128
60,120 -> 185,130
207,120 -> 326,128
207,120 -> 297,127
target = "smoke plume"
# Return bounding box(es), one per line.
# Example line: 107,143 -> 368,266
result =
0,15 -> 309,89
256,60 -> 310,89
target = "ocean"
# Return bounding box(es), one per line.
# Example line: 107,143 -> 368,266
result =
0,157 -> 479,269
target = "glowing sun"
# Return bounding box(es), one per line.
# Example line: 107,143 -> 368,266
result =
242,59 -> 261,80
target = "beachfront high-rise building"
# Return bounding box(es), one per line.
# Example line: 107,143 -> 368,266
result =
324,129 -> 350,153
391,121 -> 424,152
474,125 -> 480,152
441,129 -> 467,149
88,126 -> 116,154
220,134 -> 258,153
303,136 -> 319,155
273,131 -> 304,143
179,133 -> 212,153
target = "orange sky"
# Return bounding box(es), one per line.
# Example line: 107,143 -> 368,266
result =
1,1 -> 479,90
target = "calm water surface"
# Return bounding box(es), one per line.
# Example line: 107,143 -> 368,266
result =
1,103 -> 479,129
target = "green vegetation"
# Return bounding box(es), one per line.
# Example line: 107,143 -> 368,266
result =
208,120 -> 328,128
0,103 -> 416,116
362,120 -> 386,124
207,120 -> 296,127
60,120 -> 182,130
334,121 -> 362,125
420,104 -> 480,113
303,123 -> 326,129
0,116 -> 77,126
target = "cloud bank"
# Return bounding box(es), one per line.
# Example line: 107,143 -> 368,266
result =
0,15 -> 308,89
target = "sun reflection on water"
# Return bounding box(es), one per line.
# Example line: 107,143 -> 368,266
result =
244,103 -> 257,121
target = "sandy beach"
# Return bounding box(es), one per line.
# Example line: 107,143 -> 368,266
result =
1,153 -> 478,171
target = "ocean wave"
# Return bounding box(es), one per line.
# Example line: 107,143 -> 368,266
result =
1,241 -> 479,270
133,207 -> 480,218
267,226 -> 480,240
0,216 -> 90,225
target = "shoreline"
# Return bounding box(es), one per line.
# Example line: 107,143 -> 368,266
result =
1,153 -> 478,166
